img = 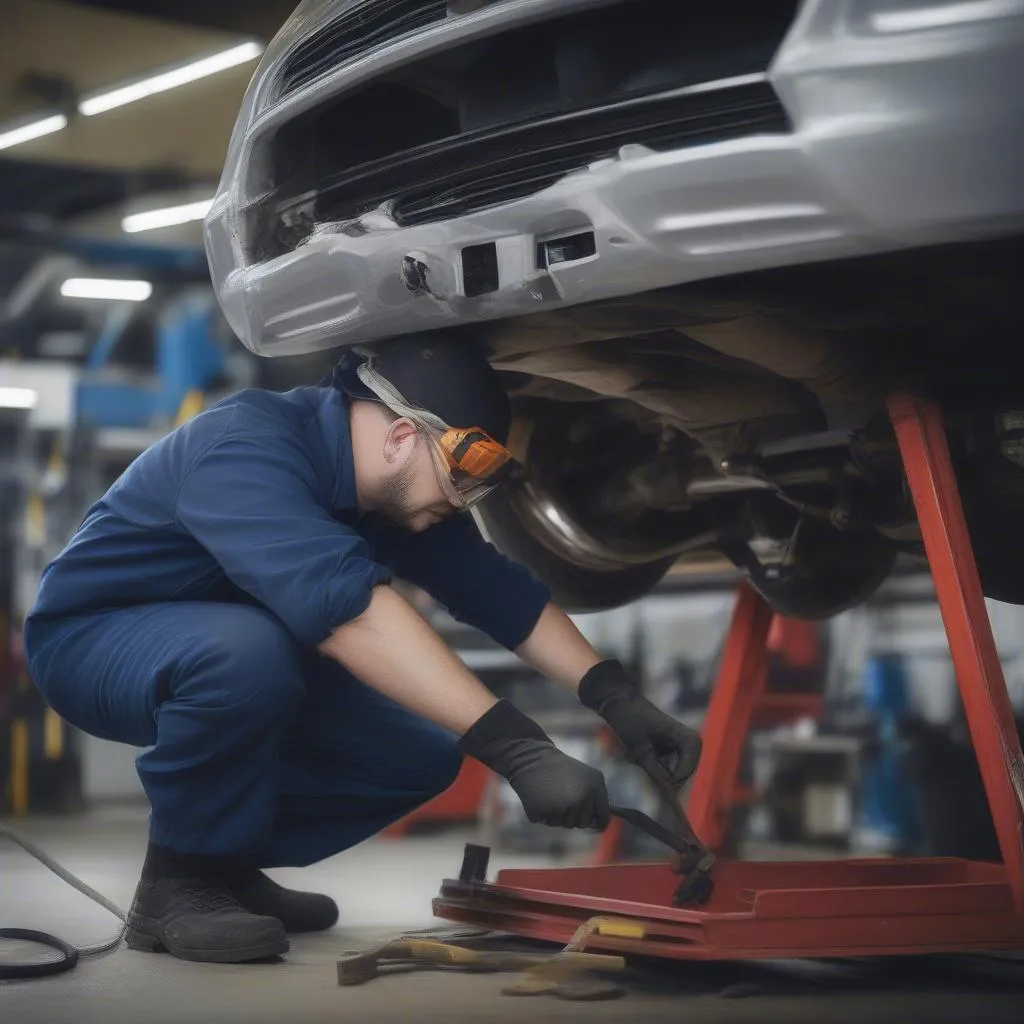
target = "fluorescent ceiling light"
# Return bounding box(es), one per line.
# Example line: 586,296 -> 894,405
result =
79,41 -> 263,116
122,197 -> 214,233
60,278 -> 153,302
0,387 -> 39,410
0,114 -> 68,152
871,0 -> 1024,32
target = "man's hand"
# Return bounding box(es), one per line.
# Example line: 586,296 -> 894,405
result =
579,660 -> 702,792
458,700 -> 610,829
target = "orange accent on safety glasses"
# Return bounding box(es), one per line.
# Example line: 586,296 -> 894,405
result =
438,426 -> 511,479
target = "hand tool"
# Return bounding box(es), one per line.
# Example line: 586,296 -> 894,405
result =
499,913 -> 646,998
336,937 -> 625,988
646,752 -> 718,901
562,915 -> 648,954
609,798 -> 716,906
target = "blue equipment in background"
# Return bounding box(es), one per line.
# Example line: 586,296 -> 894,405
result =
76,290 -> 225,429
857,650 -> 922,852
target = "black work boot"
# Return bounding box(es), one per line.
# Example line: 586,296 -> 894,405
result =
225,870 -> 339,933
125,843 -> 289,963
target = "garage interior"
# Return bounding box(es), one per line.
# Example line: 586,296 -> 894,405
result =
2,1 -> 1024,1021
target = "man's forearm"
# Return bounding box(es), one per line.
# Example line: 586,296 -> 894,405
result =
515,602 -> 602,692
318,584 -> 497,735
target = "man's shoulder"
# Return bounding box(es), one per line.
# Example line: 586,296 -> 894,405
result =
206,386 -> 312,421
184,386 -> 320,442
166,386 -> 334,493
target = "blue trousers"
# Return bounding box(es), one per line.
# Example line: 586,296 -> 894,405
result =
26,603 -> 463,866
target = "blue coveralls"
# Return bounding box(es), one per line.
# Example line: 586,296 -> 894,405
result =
23,384 -> 549,867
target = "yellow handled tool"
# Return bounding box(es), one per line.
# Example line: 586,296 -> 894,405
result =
337,937 -> 623,986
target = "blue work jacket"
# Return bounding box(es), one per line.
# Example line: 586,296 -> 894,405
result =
25,385 -> 550,651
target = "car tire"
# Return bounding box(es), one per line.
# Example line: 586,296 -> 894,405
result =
474,488 -> 676,613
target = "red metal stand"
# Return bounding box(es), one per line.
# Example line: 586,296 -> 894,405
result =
434,395 -> 1024,958
888,393 -> 1024,913
687,584 -> 774,849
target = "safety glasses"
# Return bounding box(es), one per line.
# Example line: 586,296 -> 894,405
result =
356,359 -> 512,510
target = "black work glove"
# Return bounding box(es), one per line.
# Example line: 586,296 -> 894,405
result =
458,700 -> 610,829
579,660 -> 702,792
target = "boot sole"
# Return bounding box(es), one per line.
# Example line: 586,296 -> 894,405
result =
125,915 -> 289,964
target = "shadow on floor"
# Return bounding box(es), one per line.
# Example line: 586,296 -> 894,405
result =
440,931 -> 1024,1001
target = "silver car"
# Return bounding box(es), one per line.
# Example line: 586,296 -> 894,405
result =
207,0 -> 1024,614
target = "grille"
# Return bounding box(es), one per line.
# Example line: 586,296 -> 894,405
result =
279,0 -> 448,96
310,78 -> 790,228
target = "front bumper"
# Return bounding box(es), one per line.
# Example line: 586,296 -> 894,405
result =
206,0 -> 1024,356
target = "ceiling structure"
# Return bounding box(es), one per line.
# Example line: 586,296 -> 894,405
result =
0,1 -> 349,386
0,0 -> 297,243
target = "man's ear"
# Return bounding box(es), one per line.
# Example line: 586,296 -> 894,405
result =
383,417 -> 420,463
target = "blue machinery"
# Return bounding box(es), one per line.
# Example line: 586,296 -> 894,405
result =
76,291 -> 226,429
857,650 -> 922,852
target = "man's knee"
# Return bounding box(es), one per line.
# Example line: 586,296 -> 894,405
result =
184,609 -> 304,720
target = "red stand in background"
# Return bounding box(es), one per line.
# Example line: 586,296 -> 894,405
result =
383,758 -> 492,838
433,395 -> 1024,958
686,586 -> 774,850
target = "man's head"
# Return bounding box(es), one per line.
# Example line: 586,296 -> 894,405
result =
338,333 -> 513,532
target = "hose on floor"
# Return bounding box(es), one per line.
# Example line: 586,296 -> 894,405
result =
0,822 -> 126,979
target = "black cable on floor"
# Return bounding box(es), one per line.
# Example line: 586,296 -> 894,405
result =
0,930 -> 78,979
0,823 -> 126,979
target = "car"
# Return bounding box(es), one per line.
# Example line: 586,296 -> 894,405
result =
206,0 -> 1024,615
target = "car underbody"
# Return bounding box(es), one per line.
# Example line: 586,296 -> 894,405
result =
471,235 -> 1024,614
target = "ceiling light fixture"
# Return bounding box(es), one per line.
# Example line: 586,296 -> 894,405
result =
79,41 -> 263,116
0,387 -> 39,410
0,114 -> 68,152
122,197 -> 214,233
60,278 -> 154,302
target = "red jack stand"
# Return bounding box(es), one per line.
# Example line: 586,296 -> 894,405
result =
433,395 -> 1024,959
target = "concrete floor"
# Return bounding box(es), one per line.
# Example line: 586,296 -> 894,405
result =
3,806 -> 1024,1024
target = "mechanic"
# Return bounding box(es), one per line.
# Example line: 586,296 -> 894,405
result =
23,331 -> 701,965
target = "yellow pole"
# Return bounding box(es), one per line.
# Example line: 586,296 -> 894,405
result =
44,708 -> 64,760
10,645 -> 31,815
3,605 -> 30,815
10,717 -> 29,816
